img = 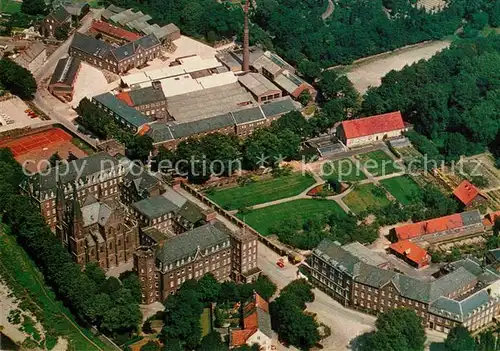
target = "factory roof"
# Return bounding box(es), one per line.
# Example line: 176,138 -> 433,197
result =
91,20 -> 142,42
238,72 -> 281,97
116,85 -> 165,107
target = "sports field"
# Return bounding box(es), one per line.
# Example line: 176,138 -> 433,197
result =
357,150 -> 402,177
237,199 -> 346,236
207,173 -> 316,210
381,175 -> 421,205
322,158 -> 367,182
343,183 -> 391,214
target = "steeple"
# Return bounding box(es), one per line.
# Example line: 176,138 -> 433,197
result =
71,183 -> 84,238
55,175 -> 65,225
242,0 -> 250,72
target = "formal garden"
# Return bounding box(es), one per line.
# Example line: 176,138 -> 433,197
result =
343,183 -> 392,214
356,150 -> 403,177
380,175 -> 423,206
206,172 -> 315,210
321,158 -> 367,182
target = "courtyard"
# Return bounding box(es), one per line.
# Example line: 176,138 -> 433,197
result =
380,175 -> 422,205
207,173 -> 315,210
236,198 -> 346,236
343,183 -> 392,214
356,150 -> 402,177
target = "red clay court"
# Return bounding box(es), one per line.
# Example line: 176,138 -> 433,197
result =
0,128 -> 87,173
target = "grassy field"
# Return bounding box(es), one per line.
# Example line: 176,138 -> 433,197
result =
322,158 -> 367,182
207,173 -> 316,210
357,150 -> 402,177
380,175 -> 422,205
0,0 -> 21,13
237,199 -> 346,235
343,183 -> 391,214
200,308 -> 212,337
0,225 -> 110,351
71,138 -> 96,155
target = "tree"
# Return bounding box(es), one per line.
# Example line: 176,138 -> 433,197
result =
49,152 -> 62,167
298,59 -> 321,81
55,23 -> 70,40
127,135 -> 154,163
197,331 -> 228,351
120,271 -> 142,304
21,0 -> 45,15
272,110 -> 311,137
0,58 -> 37,99
85,262 -> 107,287
490,1 -> 500,27
252,275 -> 277,300
298,89 -> 312,106
197,274 -> 221,303
444,326 -> 476,351
141,341 -> 161,351
359,309 -> 425,351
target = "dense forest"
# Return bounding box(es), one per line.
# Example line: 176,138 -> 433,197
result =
107,0 -> 499,67
360,35 -> 500,163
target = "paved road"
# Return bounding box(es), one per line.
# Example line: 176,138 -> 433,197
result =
32,11 -> 99,147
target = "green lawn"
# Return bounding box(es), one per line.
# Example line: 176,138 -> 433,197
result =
71,138 -> 96,155
200,308 -> 212,337
237,199 -> 347,235
0,0 -> 21,13
0,225 -> 110,351
343,183 -> 391,214
380,175 -> 422,205
207,173 -> 316,210
357,150 -> 402,177
322,158 -> 367,182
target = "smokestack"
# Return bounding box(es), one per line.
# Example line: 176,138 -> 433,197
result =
242,0 -> 250,72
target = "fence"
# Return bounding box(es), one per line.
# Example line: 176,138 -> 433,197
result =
180,182 -> 293,258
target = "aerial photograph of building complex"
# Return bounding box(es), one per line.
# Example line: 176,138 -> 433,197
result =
0,0 -> 500,350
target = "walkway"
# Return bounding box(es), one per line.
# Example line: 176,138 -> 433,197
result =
321,0 -> 334,20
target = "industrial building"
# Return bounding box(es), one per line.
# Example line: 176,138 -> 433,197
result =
48,56 -> 82,102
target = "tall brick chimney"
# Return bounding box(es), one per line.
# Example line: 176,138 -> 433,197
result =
242,0 -> 250,72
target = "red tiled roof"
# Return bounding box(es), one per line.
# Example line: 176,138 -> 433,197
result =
484,211 -> 500,227
116,91 -> 133,106
230,329 -> 256,347
255,294 -> 269,312
389,241 -> 429,267
91,20 -> 141,42
341,111 -> 405,139
453,180 -> 480,206
394,213 -> 464,241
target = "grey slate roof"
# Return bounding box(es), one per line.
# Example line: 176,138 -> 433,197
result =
460,209 -> 482,226
49,56 -> 81,87
231,107 -> 265,125
256,308 -> 273,338
81,201 -> 113,227
50,6 -> 71,22
146,123 -> 174,143
429,290 -> 494,322
342,242 -> 389,268
177,201 -> 204,224
313,239 -> 360,276
93,92 -> 151,128
62,2 -> 88,16
129,86 -> 165,106
260,97 -> 297,117
169,113 -> 234,139
111,34 -> 159,61
132,195 -> 179,219
112,42 -> 135,61
29,152 -> 119,195
155,222 -> 230,265
71,32 -> 111,58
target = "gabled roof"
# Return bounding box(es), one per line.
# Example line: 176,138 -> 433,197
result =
92,92 -> 151,128
49,56 -> 81,87
231,293 -> 273,347
340,111 -> 405,139
49,6 -> 71,23
131,195 -> 179,219
429,290 -> 494,322
155,222 -> 230,265
389,241 -> 429,266
260,96 -> 297,117
70,32 -> 111,58
453,180 -> 484,206
91,20 -> 142,42
394,210 -> 482,241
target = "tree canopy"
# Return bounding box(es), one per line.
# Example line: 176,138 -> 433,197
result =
0,58 -> 37,99
358,308 -> 426,351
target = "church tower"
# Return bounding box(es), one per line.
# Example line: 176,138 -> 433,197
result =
68,184 -> 86,265
55,176 -> 66,243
